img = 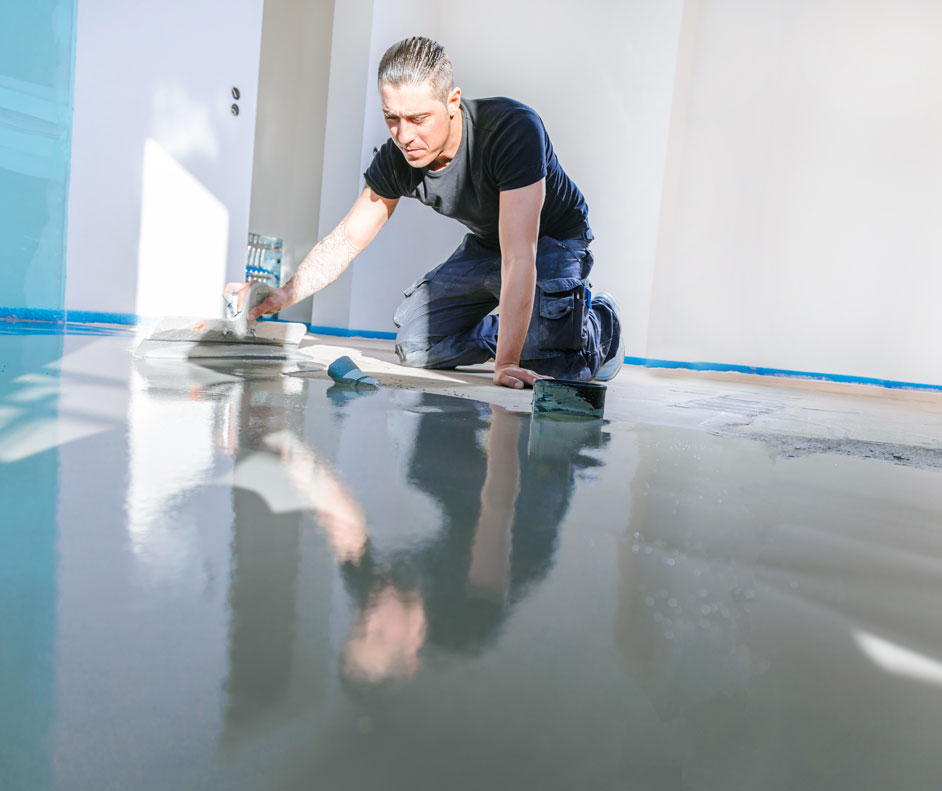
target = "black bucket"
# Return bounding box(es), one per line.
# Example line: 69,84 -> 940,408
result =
532,379 -> 607,418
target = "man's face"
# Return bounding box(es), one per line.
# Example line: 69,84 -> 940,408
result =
380,81 -> 459,169
341,587 -> 427,684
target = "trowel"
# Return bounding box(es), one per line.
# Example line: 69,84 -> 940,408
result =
134,281 -> 308,359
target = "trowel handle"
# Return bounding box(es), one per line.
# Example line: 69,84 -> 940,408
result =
223,281 -> 269,321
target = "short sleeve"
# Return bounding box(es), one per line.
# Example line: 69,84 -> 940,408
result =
488,108 -> 548,191
363,140 -> 407,199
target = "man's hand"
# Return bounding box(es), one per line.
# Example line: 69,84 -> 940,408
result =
222,282 -> 294,320
220,188 -> 397,321
493,362 -> 549,389
246,285 -> 292,320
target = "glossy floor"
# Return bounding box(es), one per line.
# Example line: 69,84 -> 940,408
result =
2,321 -> 942,790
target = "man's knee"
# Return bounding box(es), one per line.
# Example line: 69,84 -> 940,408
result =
395,336 -> 433,368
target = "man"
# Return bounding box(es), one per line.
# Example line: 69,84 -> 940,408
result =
238,36 -> 622,389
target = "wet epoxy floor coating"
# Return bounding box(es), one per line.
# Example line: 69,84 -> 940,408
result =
2,321 -> 942,790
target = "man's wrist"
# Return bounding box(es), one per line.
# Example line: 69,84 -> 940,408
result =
281,280 -> 299,306
494,358 -> 519,370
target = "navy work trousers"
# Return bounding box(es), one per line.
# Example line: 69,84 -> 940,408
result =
393,233 -> 619,381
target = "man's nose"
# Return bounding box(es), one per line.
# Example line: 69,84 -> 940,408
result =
397,121 -> 414,145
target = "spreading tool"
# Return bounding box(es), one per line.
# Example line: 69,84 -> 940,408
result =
134,281 -> 307,360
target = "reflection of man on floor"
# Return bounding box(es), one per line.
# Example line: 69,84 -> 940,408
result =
228,36 -> 623,389
269,395 -> 607,686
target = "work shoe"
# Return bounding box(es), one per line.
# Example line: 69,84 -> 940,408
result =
593,292 -> 624,382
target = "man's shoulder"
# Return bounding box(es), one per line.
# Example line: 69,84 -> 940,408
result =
465,97 -> 542,131
364,138 -> 422,198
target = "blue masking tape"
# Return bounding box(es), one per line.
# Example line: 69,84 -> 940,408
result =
309,325 -> 397,340
623,357 -> 942,392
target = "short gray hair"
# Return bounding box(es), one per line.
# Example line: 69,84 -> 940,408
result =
377,36 -> 455,103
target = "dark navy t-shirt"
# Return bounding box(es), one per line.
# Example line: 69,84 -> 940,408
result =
363,97 -> 590,249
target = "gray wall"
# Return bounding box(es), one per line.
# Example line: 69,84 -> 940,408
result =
248,0 -> 335,324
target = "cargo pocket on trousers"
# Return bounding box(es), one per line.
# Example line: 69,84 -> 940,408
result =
537,276 -> 587,351
394,263 -> 444,327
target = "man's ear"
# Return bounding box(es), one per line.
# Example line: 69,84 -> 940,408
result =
447,86 -> 461,117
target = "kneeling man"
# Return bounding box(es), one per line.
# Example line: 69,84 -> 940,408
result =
241,36 -> 622,389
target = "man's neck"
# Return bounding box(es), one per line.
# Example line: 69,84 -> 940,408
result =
430,105 -> 463,171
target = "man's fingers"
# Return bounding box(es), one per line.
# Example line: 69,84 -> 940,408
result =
223,281 -> 250,310
247,296 -> 276,321
494,370 -> 521,389
514,367 -> 549,387
519,370 -> 548,387
223,281 -> 266,315
494,365 -> 549,389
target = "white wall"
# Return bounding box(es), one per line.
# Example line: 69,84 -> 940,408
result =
66,0 -> 264,320
304,0 -> 371,330
306,0 -> 465,332
436,0 -> 685,355
248,0 -> 334,324
346,0 -> 466,333
647,0 -> 942,383
334,0 -> 685,342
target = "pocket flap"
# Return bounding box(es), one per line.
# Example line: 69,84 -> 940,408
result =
539,292 -> 575,320
403,262 -> 445,297
403,276 -> 428,298
537,277 -> 583,295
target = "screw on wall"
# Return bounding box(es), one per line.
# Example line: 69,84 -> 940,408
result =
231,103 -> 240,116
232,86 -> 241,100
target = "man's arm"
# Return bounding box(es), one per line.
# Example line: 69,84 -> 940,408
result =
467,405 -> 521,599
231,187 -> 398,320
493,179 -> 547,389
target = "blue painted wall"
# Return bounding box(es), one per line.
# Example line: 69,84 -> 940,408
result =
0,0 -> 77,314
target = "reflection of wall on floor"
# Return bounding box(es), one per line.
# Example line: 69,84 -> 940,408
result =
0,331 -> 65,789
50,342 -> 236,789
220,373 -> 340,753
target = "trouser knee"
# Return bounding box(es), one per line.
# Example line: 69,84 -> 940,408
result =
395,337 -> 434,369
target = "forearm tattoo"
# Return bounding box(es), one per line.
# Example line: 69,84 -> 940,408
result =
286,222 -> 361,301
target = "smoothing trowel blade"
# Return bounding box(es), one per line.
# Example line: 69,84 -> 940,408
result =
138,280 -> 307,356
142,316 -> 307,346
134,338 -> 294,360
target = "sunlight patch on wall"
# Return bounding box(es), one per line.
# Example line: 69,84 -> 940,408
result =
136,138 -> 229,318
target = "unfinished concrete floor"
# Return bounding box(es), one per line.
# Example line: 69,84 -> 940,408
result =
2,319 -> 941,790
